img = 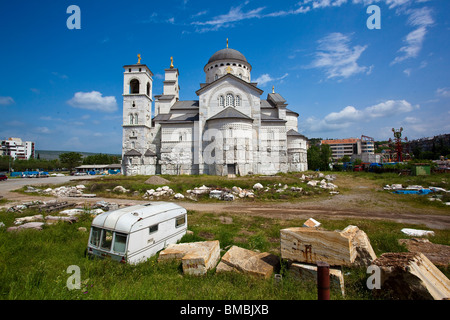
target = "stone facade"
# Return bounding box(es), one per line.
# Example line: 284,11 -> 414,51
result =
121,47 -> 308,176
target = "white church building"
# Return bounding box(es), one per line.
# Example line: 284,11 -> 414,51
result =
121,44 -> 308,176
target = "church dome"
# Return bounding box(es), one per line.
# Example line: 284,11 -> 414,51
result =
208,48 -> 248,64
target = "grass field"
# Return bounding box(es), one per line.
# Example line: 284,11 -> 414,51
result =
1,171 -> 449,300
0,207 -> 448,300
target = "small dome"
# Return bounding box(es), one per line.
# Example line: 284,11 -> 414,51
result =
207,48 -> 248,64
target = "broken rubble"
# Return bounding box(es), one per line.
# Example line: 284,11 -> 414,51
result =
253,183 -> 263,190
398,238 -> 450,266
14,214 -> 44,225
113,186 -> 129,193
7,222 -> 45,232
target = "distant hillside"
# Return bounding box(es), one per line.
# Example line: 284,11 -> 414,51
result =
35,150 -> 121,161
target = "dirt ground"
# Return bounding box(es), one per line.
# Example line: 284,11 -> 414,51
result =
1,174 -> 449,230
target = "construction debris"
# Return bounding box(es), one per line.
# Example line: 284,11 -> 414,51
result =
7,222 -> 45,232
216,245 -> 279,279
401,228 -> 435,237
303,218 -> 321,229
45,215 -> 78,224
398,238 -> 450,266
372,252 -> 450,300
341,225 -> 377,267
288,262 -> 345,296
158,240 -> 221,276
14,214 -> 44,225
280,225 -> 376,267
144,176 -> 171,185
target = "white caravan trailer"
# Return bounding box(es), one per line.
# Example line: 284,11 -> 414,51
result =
87,202 -> 187,264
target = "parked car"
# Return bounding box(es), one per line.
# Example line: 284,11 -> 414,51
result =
0,174 -> 8,181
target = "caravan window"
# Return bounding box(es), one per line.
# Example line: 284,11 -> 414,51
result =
149,224 -> 158,234
113,233 -> 127,254
90,227 -> 101,247
100,230 -> 113,250
175,215 -> 186,228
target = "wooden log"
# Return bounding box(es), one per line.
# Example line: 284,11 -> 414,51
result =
373,252 -> 450,300
280,227 -> 356,266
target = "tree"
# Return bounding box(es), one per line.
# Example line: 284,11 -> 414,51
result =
307,144 -> 332,171
59,152 -> 83,172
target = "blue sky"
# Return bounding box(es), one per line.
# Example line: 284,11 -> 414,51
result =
0,0 -> 449,154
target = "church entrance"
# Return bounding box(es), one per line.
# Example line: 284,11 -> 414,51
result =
227,164 -> 236,175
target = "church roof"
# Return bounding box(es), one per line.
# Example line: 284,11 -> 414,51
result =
157,113 -> 199,124
170,100 -> 199,110
286,108 -> 299,116
260,100 -> 275,109
208,48 -> 248,65
267,92 -> 287,105
261,114 -> 287,123
287,129 -> 307,139
207,107 -> 253,122
124,149 -> 142,156
196,73 -> 263,96
144,149 -> 156,156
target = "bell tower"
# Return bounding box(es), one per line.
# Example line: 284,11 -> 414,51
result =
122,54 -> 154,175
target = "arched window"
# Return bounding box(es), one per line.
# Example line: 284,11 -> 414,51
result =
131,141 -> 135,149
219,95 -> 224,107
134,113 -> 138,124
129,114 -> 134,124
215,74 -> 219,80
146,82 -> 150,96
235,95 -> 241,107
130,79 -> 140,94
226,93 -> 234,107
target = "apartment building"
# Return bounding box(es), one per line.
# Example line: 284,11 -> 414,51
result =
0,137 -> 35,160
321,137 -> 374,160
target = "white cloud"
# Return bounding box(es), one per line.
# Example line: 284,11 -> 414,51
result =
67,91 -> 118,113
191,2 -> 310,32
391,7 -> 434,65
35,127 -> 51,134
365,100 -> 415,118
436,87 -> 450,98
192,4 -> 265,32
303,99 -> 417,133
0,96 -> 15,105
254,73 -> 288,86
309,33 -> 370,79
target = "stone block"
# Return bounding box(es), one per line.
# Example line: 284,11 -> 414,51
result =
280,227 -> 356,266
158,240 -> 220,276
288,262 -> 345,296
216,245 -> 279,279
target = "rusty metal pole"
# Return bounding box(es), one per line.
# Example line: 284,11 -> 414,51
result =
317,261 -> 330,300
